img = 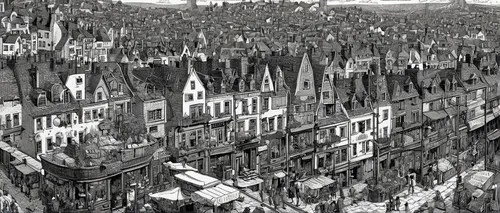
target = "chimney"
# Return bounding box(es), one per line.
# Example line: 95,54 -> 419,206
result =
241,57 -> 248,77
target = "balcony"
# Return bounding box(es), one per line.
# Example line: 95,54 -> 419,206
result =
236,130 -> 257,143
182,114 -> 211,126
318,135 -> 341,146
213,112 -> 231,119
40,141 -> 157,181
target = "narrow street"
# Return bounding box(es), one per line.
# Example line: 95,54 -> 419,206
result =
344,160 -> 484,213
0,170 -> 44,213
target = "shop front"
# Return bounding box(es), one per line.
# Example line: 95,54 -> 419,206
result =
209,144 -> 234,180
192,184 -> 240,213
174,171 -> 221,196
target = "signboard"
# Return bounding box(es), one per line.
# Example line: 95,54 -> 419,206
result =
257,145 -> 267,152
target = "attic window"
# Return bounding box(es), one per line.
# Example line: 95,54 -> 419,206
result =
303,80 -> 310,90
324,74 -> 330,81
190,81 -> 195,90
352,98 -> 358,109
431,84 -> 437,94
451,81 -> 457,91
264,79 -> 270,90
472,77 -> 478,85
76,76 -> 83,85
239,80 -> 245,92
38,93 -> 47,107
408,82 -> 413,92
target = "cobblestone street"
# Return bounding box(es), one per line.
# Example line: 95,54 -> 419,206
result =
0,170 -> 44,213
344,160 -> 484,213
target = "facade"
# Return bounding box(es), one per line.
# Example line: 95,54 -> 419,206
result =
0,64 -> 22,143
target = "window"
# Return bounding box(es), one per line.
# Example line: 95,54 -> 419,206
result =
44,32 -> 49,38
358,121 -> 366,133
252,98 -> 257,114
242,100 -> 248,114
381,93 -> 386,101
352,143 -> 357,156
185,94 -> 193,102
399,101 -> 405,110
396,116 -> 405,128
303,80 -> 310,90
263,98 -> 269,111
383,110 -> 388,120
118,84 -> 123,93
197,91 -> 203,99
13,113 -> 19,126
214,103 -> 221,117
295,106 -> 300,112
264,78 -> 270,91
429,102 -> 434,111
366,119 -> 371,130
97,92 -> 102,101
76,77 -> 83,85
383,127 -> 388,138
5,115 -> 11,129
324,74 -> 330,81
269,117 -> 275,131
352,123 -> 356,134
340,126 -> 346,138
98,109 -> 104,119
277,116 -> 283,129
47,137 -> 53,150
149,126 -> 158,133
91,109 -> 98,120
76,90 -> 82,100
36,118 -> 43,130
412,111 -> 419,123
85,111 -> 91,122
341,148 -> 347,162
323,91 -> 330,99
224,101 -> 230,114
181,133 -> 186,146
190,81 -> 195,90
3,45 -> 7,51
46,115 -> 51,129
470,109 -> 476,118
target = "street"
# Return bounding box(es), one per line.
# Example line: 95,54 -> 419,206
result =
344,160 -> 484,213
0,170 -> 44,213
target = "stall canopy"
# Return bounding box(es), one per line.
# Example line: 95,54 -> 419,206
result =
149,187 -> 190,201
15,164 -> 36,175
303,175 -> 335,190
164,161 -> 198,172
175,171 -> 221,189
437,159 -> 454,172
192,184 -> 240,206
274,171 -> 287,178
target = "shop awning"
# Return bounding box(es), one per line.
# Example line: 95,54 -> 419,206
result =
423,110 -> 448,121
303,175 -> 335,190
488,129 -> 500,141
11,151 -> 27,162
444,107 -> 457,116
192,184 -> 240,206
164,161 -> 198,172
437,159 -> 454,172
291,124 -> 314,133
234,177 -> 263,188
15,164 -> 36,175
174,171 -> 221,189
149,187 -> 190,201
25,157 -> 42,172
274,171 -> 287,178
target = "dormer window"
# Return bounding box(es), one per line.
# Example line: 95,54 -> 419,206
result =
76,76 -> 83,85
451,80 -> 457,91
364,97 -> 369,107
431,84 -> 437,94
472,77 -> 478,85
264,78 -> 270,90
324,74 -> 330,81
97,92 -> 103,101
250,79 -> 256,90
38,92 -> 47,106
303,80 -> 310,90
352,98 -> 358,109
239,80 -> 245,92
408,82 -> 413,92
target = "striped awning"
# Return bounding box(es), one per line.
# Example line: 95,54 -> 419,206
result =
192,184 -> 240,206
303,175 -> 335,190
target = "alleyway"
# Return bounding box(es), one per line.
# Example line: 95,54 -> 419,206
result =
0,170 -> 44,213
345,160 -> 485,213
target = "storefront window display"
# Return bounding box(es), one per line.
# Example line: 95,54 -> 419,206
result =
89,180 -> 107,203
75,183 -> 86,210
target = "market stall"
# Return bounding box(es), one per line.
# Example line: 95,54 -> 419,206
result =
149,187 -> 191,213
437,159 -> 456,182
192,184 -> 240,213
174,171 -> 221,195
300,175 -> 335,203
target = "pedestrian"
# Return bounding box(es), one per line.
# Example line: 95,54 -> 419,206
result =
408,175 -> 415,195
280,185 -> 287,209
386,201 -> 391,212
405,202 -> 409,213
259,188 -> 264,203
429,172 -> 435,188
389,196 -> 393,211
295,181 -> 301,206
395,196 -> 401,211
